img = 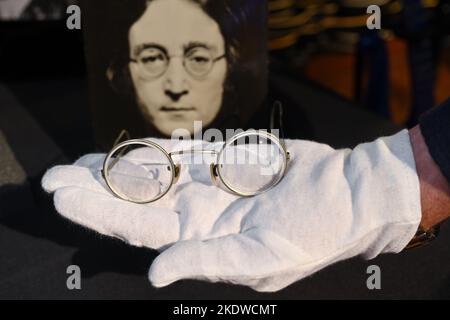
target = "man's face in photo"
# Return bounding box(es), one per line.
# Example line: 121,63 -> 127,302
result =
128,0 -> 227,136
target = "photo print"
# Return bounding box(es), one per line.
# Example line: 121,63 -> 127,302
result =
81,0 -> 268,149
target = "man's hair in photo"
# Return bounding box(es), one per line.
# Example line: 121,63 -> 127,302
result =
105,0 -> 267,129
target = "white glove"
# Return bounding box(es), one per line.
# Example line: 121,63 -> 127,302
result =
41,130 -> 421,292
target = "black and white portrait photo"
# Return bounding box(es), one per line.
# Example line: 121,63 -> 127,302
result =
82,0 -> 267,148
0,0 -> 78,20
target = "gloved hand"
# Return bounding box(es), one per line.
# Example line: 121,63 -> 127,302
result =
41,130 -> 421,292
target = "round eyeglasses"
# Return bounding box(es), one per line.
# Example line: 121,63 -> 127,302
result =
130,46 -> 226,80
102,131 -> 290,204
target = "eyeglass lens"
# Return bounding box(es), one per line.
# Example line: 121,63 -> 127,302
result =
104,142 -> 174,203
217,132 -> 286,195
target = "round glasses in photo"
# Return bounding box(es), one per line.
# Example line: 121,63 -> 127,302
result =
130,46 -> 226,80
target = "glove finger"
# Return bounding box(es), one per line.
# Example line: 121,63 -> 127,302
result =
42,165 -> 109,195
148,228 -> 305,291
54,186 -> 180,250
73,153 -> 106,169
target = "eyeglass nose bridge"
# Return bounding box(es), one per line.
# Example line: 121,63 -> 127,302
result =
165,55 -> 189,77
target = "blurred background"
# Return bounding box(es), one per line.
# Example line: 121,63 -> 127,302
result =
0,0 -> 449,299
268,0 -> 450,127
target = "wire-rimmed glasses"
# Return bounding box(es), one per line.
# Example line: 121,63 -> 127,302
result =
102,130 -> 290,204
130,46 -> 226,80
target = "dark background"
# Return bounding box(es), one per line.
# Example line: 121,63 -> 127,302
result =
0,1 -> 449,299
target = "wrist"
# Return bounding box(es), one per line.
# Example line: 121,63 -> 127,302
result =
409,125 -> 450,230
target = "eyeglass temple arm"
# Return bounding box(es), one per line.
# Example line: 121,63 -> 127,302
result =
270,100 -> 287,148
113,129 -> 131,147
103,130 -> 132,175
213,53 -> 226,62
